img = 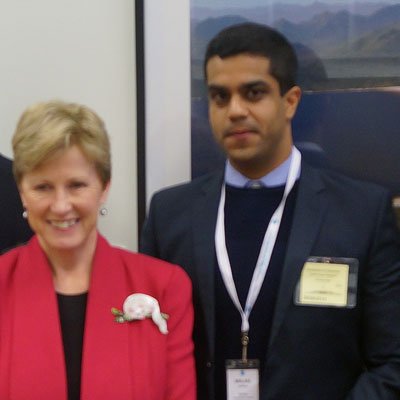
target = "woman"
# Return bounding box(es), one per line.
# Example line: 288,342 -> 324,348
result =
0,100 -> 196,400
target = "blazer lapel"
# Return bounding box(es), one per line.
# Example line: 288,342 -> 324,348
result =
269,163 -> 328,348
9,237 -> 67,400
192,171 -> 224,359
81,235 -> 137,400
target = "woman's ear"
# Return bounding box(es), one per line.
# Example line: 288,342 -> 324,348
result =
100,181 -> 111,204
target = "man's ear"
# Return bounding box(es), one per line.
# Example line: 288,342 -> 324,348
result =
284,85 -> 302,120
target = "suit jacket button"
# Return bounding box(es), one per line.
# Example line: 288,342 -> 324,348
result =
206,361 -> 213,368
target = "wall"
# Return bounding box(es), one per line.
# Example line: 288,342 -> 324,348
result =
0,0 -> 137,250
144,0 -> 191,204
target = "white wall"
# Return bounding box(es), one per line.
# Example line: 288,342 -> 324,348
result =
0,0 -> 137,250
144,0 -> 191,204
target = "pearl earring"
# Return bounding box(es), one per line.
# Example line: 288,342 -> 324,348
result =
22,210 -> 28,219
100,207 -> 108,216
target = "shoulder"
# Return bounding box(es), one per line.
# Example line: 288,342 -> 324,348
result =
0,243 -> 25,262
113,245 -> 191,287
150,171 -> 223,202
0,154 -> 12,169
0,154 -> 14,181
146,172 -> 223,221
0,245 -> 26,282
303,163 -> 390,201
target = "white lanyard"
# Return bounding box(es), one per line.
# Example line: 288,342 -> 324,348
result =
215,148 -> 301,333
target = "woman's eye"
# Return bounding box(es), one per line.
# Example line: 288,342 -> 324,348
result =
70,182 -> 87,189
34,183 -> 51,191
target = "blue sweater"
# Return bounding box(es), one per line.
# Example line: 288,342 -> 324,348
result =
215,183 -> 298,398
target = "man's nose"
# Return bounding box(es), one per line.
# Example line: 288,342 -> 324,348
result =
227,95 -> 249,120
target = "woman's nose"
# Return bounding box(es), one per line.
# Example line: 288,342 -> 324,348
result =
50,189 -> 72,214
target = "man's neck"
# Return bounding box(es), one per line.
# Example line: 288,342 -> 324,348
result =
225,149 -> 297,188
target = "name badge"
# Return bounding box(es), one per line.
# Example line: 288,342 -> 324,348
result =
294,257 -> 358,308
226,359 -> 259,400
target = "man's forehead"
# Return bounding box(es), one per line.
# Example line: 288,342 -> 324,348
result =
206,54 -> 271,79
206,54 -> 277,91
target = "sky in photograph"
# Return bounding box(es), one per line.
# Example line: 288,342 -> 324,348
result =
193,0 -> 398,7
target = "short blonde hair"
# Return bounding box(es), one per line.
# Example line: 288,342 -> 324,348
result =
12,100 -> 111,186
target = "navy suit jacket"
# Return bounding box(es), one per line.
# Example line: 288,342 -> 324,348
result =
140,162 -> 400,400
0,154 -> 32,253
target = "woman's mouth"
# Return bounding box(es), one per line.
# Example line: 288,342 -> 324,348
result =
49,219 -> 79,229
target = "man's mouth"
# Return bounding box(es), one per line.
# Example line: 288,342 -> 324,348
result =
225,127 -> 257,138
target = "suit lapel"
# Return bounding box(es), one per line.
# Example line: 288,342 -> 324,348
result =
192,171 -> 224,358
269,164 -> 328,348
10,237 -> 67,400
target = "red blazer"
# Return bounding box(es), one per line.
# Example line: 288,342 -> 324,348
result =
0,235 -> 196,400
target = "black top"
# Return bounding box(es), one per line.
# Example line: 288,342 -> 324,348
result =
215,183 -> 298,399
57,292 -> 88,400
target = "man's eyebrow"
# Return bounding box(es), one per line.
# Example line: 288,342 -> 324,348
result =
240,80 -> 269,90
207,84 -> 227,92
207,80 -> 270,92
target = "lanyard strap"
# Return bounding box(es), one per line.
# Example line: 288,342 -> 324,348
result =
215,148 -> 302,333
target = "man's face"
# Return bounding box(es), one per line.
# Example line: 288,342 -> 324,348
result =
206,54 -> 301,178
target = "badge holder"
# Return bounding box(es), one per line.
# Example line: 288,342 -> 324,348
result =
226,332 -> 260,400
294,256 -> 358,308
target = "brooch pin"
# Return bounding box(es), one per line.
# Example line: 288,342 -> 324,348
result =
111,293 -> 169,334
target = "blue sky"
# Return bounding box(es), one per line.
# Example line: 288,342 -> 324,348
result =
193,0 -> 398,7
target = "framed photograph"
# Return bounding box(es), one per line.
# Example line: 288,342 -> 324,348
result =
140,0 -> 400,228
191,1 -> 400,195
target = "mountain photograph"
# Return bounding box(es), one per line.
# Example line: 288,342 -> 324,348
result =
190,1 -> 400,199
191,2 -> 400,90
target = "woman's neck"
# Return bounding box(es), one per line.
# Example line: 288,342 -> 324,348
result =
53,264 -> 92,294
41,234 -> 97,295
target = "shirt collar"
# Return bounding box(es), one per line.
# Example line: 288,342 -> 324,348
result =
224,147 -> 301,188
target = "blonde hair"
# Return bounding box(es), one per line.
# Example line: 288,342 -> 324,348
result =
12,100 -> 111,186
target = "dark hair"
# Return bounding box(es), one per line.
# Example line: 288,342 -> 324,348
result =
204,22 -> 298,95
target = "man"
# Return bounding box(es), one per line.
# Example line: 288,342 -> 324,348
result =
0,154 -> 32,253
140,23 -> 400,399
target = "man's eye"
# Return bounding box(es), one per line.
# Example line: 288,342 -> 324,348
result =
210,91 -> 229,106
247,88 -> 265,101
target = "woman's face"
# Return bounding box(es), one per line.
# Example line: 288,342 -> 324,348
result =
19,145 -> 110,256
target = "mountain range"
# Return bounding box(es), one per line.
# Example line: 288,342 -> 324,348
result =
275,3 -> 400,56
192,3 -> 400,58
192,2 -> 393,24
